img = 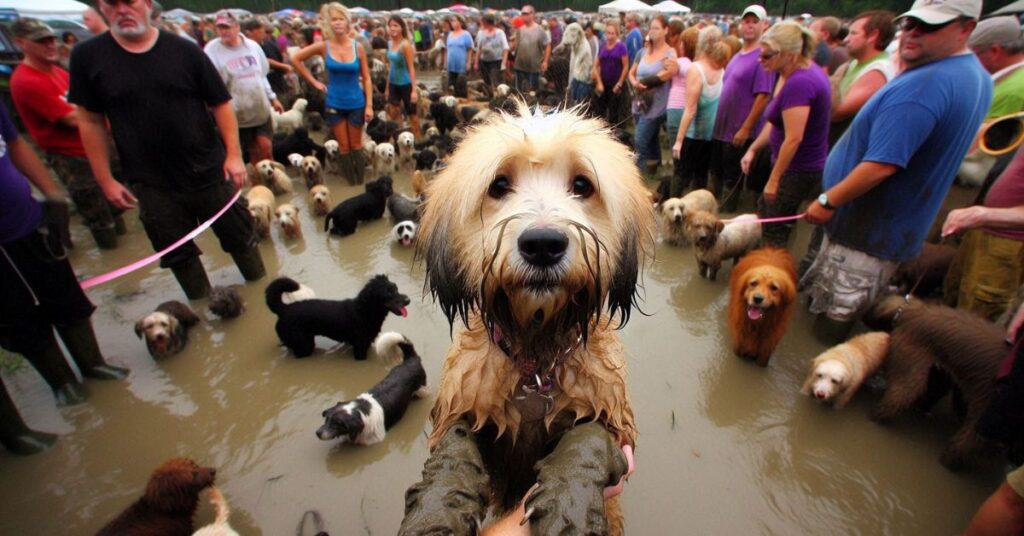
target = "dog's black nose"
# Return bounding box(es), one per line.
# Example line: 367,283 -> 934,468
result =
674,214 -> 682,223
518,228 -> 568,267
752,294 -> 764,305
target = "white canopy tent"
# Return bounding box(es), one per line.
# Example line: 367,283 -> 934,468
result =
598,0 -> 656,15
652,0 -> 691,14
2,0 -> 89,19
989,0 -> 1024,15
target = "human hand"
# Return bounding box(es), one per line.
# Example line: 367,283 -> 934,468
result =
271,99 -> 284,114
763,180 -> 779,204
739,150 -> 754,176
634,81 -> 648,91
804,201 -> 835,225
672,139 -> 683,159
595,82 -> 604,95
603,444 -> 635,500
283,64 -> 293,74
364,105 -> 374,123
733,126 -> 751,147
540,60 -> 548,72
411,88 -> 418,102
223,154 -> 247,189
942,206 -> 989,237
613,82 -> 622,94
100,178 -> 138,210
312,80 -> 327,93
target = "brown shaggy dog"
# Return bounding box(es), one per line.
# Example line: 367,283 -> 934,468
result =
728,248 -> 797,367
862,295 -> 1008,470
415,103 -> 655,533
96,457 -> 216,536
890,242 -> 957,297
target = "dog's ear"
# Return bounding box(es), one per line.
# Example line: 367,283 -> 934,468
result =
271,161 -> 286,172
418,208 -> 476,331
134,319 -> 145,339
607,229 -> 644,329
715,219 -> 725,234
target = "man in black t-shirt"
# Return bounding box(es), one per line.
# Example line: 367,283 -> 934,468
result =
242,18 -> 292,101
69,0 -> 265,300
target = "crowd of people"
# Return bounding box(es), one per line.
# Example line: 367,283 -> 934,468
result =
0,0 -> 1023,532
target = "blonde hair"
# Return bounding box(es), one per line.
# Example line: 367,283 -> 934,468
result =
761,20 -> 816,60
708,42 -> 732,69
319,2 -> 350,41
695,25 -> 723,57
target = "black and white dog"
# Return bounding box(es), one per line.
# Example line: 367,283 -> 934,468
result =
316,332 -> 428,445
392,220 -> 417,247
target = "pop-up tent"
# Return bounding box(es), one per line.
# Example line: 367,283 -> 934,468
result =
598,0 -> 656,14
2,0 -> 89,19
652,0 -> 691,14
989,0 -> 1024,15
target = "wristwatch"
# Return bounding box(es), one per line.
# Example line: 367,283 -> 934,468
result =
817,193 -> 835,210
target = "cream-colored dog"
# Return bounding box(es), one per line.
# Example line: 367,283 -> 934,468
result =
246,185 -> 276,239
397,131 -> 416,170
374,142 -> 397,175
275,203 -> 302,239
323,140 -> 340,175
660,189 -> 717,246
687,211 -> 762,280
300,155 -> 323,189
271,97 -> 307,133
309,184 -> 332,216
287,153 -> 304,168
802,332 -> 891,409
191,486 -> 240,536
255,159 -> 293,195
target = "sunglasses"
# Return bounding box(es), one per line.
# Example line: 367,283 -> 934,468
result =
759,50 -> 778,61
522,11 -> 534,15
100,0 -> 140,6
898,17 -> 960,34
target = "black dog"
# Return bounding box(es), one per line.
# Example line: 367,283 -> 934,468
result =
414,148 -> 438,171
324,176 -> 393,236
315,332 -> 427,445
272,126 -> 325,164
428,101 -> 458,135
366,116 -> 399,145
265,275 -> 409,359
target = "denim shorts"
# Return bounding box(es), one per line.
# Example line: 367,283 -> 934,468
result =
325,106 -> 365,128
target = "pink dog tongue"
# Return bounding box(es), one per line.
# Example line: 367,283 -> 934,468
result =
402,238 -> 412,246
747,306 -> 762,321
400,306 -> 408,318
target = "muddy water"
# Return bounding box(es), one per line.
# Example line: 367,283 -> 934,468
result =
0,140 -> 1005,533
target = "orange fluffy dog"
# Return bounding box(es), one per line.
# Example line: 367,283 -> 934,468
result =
728,248 -> 797,367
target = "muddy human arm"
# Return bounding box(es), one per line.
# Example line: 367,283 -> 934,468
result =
357,42 -> 374,123
805,161 -> 900,224
210,101 -> 246,189
292,41 -> 327,92
77,107 -> 137,209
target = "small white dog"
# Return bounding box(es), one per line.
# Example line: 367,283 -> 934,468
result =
246,185 -> 276,239
397,131 -> 416,170
442,95 -> 457,108
254,159 -> 293,195
661,189 -> 717,246
495,83 -> 511,98
392,220 -> 417,247
192,486 -> 240,536
374,142 -> 397,175
275,203 -> 302,239
272,98 -> 308,133
802,332 -> 891,409
323,140 -> 340,175
300,155 -> 323,188
287,153 -> 304,168
424,126 -> 440,139
309,184 -> 332,216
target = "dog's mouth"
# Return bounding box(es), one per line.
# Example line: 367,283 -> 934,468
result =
389,296 -> 411,317
746,305 -> 764,321
401,237 -> 413,247
316,424 -> 341,440
152,336 -> 168,352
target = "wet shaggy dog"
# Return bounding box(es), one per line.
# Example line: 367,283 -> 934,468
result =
95,457 -> 216,536
862,295 -> 1009,470
134,301 -> 200,358
316,332 -> 428,445
890,242 -> 958,297
411,103 -> 655,533
660,189 -> 717,246
208,286 -> 245,319
801,331 -> 890,408
688,211 -> 762,281
310,184 -> 332,216
728,248 -> 797,367
265,275 -> 410,359
323,176 -> 394,236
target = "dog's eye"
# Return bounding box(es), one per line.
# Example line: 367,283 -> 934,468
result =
831,378 -> 839,384
488,175 -> 512,199
571,175 -> 594,198
748,280 -> 758,288
770,284 -> 779,292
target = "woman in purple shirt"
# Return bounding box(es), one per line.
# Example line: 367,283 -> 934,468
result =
592,20 -> 629,131
741,21 -> 831,246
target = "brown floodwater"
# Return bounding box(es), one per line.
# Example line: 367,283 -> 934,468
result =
0,129 -> 1006,534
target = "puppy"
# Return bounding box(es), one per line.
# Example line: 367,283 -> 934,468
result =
323,139 -> 341,175
287,153 -> 304,168
324,176 -> 394,236
727,248 -> 797,367
255,159 -> 293,195
414,148 -> 438,171
801,332 -> 890,408
275,203 -> 303,239
397,131 -> 416,170
134,300 -> 200,358
208,286 -> 245,319
246,185 -> 276,239
309,184 -> 332,216
387,193 -> 421,223
374,142 -> 397,175
306,111 -> 325,131
660,189 -> 717,246
424,125 -> 440,139
272,97 -> 308,132
96,458 -> 215,536
191,486 -> 240,536
265,275 -> 410,359
300,155 -> 323,189
316,332 -> 427,445
688,211 -> 762,281
392,220 -> 417,247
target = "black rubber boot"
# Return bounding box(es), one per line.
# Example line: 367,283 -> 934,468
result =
90,225 -> 118,250
230,245 -> 266,282
113,215 -> 128,236
55,319 -> 129,380
21,335 -> 88,407
350,150 -> 367,184
170,257 -> 211,300
336,153 -> 354,185
0,379 -> 57,455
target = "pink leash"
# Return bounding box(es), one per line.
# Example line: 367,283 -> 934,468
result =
719,212 -> 806,224
79,189 -> 242,290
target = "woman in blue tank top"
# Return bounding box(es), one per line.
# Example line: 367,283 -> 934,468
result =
385,15 -> 420,136
292,2 -> 373,184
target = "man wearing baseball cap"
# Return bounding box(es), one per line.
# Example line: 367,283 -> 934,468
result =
968,16 -> 1024,119
802,0 -> 992,340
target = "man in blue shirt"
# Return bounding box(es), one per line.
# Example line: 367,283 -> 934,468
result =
623,13 -> 643,65
802,0 -> 992,340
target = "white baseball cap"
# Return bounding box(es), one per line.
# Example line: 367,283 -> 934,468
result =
741,5 -> 768,22
899,0 -> 982,25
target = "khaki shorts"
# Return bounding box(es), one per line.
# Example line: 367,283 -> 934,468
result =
1010,464 -> 1024,498
800,234 -> 900,321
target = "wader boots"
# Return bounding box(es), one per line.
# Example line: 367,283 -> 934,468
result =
55,318 -> 129,380
0,381 -> 57,455
230,245 -> 266,281
171,257 -> 212,300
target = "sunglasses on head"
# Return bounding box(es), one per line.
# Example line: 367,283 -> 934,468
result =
898,17 -> 960,34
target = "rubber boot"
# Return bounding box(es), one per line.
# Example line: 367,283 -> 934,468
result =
55,319 -> 129,380
21,335 -> 88,407
812,315 -> 855,346
114,214 -> 128,236
170,257 -> 211,300
350,150 -> 367,185
0,379 -> 57,455
338,152 -> 356,185
90,224 -> 118,250
230,245 -> 266,282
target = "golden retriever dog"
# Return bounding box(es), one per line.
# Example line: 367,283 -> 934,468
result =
687,211 -> 762,280
191,486 -> 240,536
309,184 -> 332,216
660,189 -> 717,246
413,103 -> 654,533
254,159 -> 293,195
300,155 -> 323,189
728,247 -> 797,367
801,332 -> 890,408
275,204 -> 302,239
245,185 -> 276,239
96,458 -> 216,536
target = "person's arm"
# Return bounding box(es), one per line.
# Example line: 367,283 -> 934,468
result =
627,56 -> 640,88
541,41 -> 551,72
831,70 -> 885,122
740,122 -> 772,176
500,31 -> 509,70
403,40 -> 418,102
656,51 -> 679,81
210,100 -> 246,189
963,482 -> 1024,536
291,41 -> 327,92
10,135 -> 62,200
942,204 -> 1024,237
357,42 -> 374,122
734,93 -> 770,146
464,35 -> 473,73
57,110 -> 79,129
762,105 -> 810,201
592,51 -> 603,92
77,108 -> 137,209
672,67 -> 702,158
615,52 -> 628,91
256,46 -> 283,114
804,160 -> 900,224
267,57 -> 292,73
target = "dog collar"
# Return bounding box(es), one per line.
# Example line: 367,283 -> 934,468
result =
491,325 -> 582,390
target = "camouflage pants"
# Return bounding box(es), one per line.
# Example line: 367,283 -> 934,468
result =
45,153 -> 119,232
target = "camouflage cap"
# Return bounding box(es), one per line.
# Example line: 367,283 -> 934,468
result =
11,18 -> 56,41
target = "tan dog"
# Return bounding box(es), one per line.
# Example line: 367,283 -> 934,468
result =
300,155 -> 323,189
411,169 -> 429,197
802,332 -> 890,408
414,103 -> 654,533
309,184 -> 332,216
727,247 -> 797,367
660,189 -> 717,246
245,185 -> 276,239
254,159 -> 293,195
688,211 -> 761,280
275,203 -> 302,239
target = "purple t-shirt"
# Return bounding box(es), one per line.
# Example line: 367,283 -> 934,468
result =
712,47 -> 774,142
598,41 -> 627,86
0,106 -> 42,243
764,66 -> 831,173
